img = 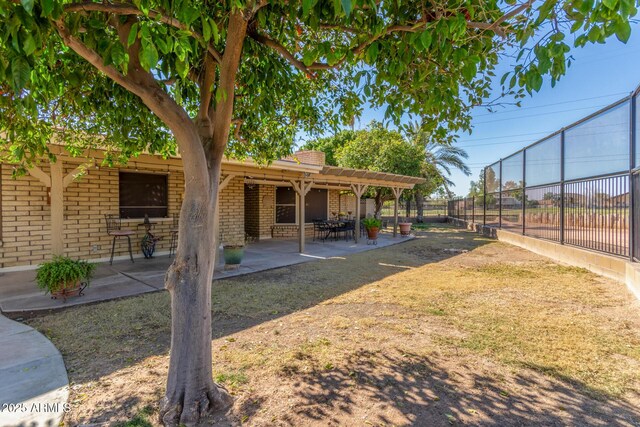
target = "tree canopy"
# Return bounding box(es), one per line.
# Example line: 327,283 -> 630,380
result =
1,0 -> 635,169
0,0 -> 636,424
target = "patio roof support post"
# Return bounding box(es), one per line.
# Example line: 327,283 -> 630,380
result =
28,161 -> 90,257
50,161 -> 65,256
350,183 -> 368,243
392,187 -> 403,237
291,179 -> 313,253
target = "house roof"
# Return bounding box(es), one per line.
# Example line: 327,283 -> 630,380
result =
320,165 -> 425,187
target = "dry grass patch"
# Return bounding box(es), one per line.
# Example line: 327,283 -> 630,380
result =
25,225 -> 640,426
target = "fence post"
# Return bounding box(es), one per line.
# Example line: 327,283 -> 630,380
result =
560,130 -> 565,244
630,94 -> 636,261
499,160 -> 503,229
483,167 -> 486,227
472,196 -> 475,224
522,149 -> 526,235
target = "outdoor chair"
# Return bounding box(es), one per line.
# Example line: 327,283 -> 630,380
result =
343,220 -> 356,241
169,213 -> 179,256
105,214 -> 135,265
312,219 -> 329,242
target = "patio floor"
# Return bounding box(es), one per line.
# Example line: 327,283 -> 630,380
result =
0,232 -> 412,313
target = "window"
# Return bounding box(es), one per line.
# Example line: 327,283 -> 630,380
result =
305,189 -> 327,222
275,186 -> 296,223
119,172 -> 168,218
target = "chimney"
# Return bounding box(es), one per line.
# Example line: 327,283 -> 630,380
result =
285,150 -> 326,166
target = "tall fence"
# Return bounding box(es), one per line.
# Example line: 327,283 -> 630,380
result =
449,86 -> 640,260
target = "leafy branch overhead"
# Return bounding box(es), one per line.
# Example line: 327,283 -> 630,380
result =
1,0 -> 634,167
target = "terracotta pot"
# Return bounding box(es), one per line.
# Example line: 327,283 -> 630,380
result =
366,226 -> 379,240
399,222 -> 412,236
51,280 -> 84,301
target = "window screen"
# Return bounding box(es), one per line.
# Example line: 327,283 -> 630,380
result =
275,186 -> 296,224
119,172 -> 168,218
305,189 -> 327,222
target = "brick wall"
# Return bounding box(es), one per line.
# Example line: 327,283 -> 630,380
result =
0,159 -> 246,269
329,190 -> 356,217
267,188 -> 356,239
61,162 -> 184,263
218,176 -> 245,246
258,185 -> 274,239
0,164 -> 51,268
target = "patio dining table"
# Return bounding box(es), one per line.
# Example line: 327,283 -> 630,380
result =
322,219 -> 354,241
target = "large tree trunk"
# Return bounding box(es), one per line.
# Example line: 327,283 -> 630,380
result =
405,193 -> 412,219
159,12 -> 247,425
374,189 -> 384,218
415,192 -> 425,223
159,136 -> 231,426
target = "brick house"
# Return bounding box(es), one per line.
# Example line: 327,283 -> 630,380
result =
0,147 -> 423,271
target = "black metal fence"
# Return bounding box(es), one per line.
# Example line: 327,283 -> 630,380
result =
449,87 -> 640,260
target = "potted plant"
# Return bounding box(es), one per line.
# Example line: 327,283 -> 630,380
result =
398,218 -> 412,236
362,217 -> 382,240
223,243 -> 244,268
35,256 -> 95,302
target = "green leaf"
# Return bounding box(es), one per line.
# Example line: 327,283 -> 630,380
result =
22,33 -> 37,56
420,31 -> 432,50
11,57 -> 30,90
202,18 -> 211,42
302,49 -> 317,67
139,41 -> 158,71
366,42 -> 379,63
462,62 -> 476,82
127,23 -> 139,47
211,21 -> 220,43
41,0 -> 54,16
21,0 -> 34,14
341,0 -> 351,17
615,20 -> 631,42
602,0 -> 617,9
303,0 -> 313,16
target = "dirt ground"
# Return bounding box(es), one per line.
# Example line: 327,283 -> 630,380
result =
26,225 -> 640,426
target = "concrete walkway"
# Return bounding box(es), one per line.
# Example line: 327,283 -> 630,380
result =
0,232 -> 413,313
0,315 -> 69,427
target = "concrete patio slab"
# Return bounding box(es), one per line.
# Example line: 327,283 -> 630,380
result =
0,315 -> 69,427
0,232 -> 413,313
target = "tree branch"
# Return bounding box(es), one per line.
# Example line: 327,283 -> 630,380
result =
54,20 -> 209,186
63,1 -> 223,63
250,15 -> 513,76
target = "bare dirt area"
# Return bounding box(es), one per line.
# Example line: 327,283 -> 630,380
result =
26,225 -> 640,426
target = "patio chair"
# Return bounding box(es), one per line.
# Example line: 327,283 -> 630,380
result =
104,214 -> 135,265
169,213 -> 179,256
312,219 -> 329,242
343,220 -> 356,241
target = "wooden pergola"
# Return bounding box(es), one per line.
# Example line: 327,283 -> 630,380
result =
244,161 -> 425,252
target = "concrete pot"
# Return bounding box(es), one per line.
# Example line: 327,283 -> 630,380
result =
223,246 -> 244,265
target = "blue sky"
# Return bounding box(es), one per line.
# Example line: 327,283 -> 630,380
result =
348,24 -> 640,196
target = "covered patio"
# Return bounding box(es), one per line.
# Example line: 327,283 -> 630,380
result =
0,230 -> 413,313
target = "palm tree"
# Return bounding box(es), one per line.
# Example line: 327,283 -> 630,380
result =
423,141 -> 471,197
406,122 -> 471,220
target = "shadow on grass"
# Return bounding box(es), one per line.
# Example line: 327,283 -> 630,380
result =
261,349 -> 640,426
27,225 -> 640,425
